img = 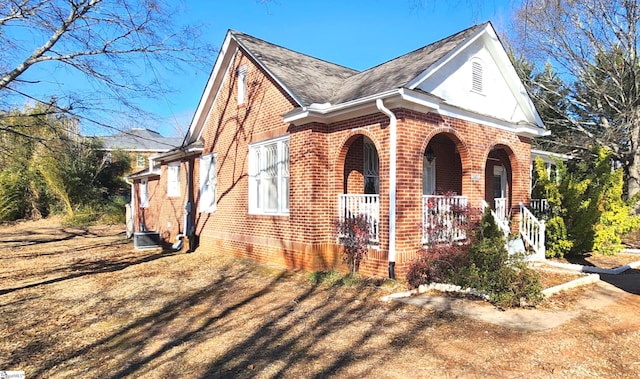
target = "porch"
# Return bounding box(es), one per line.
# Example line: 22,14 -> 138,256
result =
338,193 -> 546,259
335,130 -> 546,266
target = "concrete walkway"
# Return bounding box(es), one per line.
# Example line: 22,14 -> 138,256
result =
395,279 -> 635,331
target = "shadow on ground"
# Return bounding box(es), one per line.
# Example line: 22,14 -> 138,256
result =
599,269 -> 640,295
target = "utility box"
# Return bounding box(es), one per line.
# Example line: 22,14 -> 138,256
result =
133,231 -> 161,249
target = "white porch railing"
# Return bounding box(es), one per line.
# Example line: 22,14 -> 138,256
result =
530,198 -> 551,218
481,200 -> 510,237
422,195 -> 468,244
338,194 -> 379,243
519,203 -> 546,260
494,197 -> 508,222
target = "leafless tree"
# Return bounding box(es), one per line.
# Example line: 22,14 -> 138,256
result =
511,0 -> 640,202
0,0 -> 213,144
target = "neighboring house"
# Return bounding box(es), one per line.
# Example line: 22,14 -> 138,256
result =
97,128 -> 183,173
129,22 -> 551,277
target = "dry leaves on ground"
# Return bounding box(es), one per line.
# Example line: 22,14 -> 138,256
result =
1,219 -> 639,378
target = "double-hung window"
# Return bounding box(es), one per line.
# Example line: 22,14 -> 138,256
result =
237,65 -> 247,105
249,136 -> 289,215
167,162 -> 180,197
139,178 -> 149,208
136,154 -> 146,168
199,153 -> 217,213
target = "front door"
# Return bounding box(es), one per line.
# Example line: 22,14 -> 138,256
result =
423,157 -> 436,195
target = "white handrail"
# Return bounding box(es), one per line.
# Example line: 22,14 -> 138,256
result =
481,200 -> 510,237
519,202 -> 546,260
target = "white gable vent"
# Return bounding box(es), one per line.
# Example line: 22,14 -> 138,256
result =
471,60 -> 483,93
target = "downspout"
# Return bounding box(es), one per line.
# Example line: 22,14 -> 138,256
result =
376,99 -> 397,279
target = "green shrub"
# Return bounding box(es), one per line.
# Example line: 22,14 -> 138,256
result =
450,238 -> 543,308
99,196 -> 127,224
533,147 -> 640,257
592,166 -> 640,255
407,207 -> 543,308
545,216 -> 573,258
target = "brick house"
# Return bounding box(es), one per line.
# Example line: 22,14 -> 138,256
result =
128,22 -> 549,277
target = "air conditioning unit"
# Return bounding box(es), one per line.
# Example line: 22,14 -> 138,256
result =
133,231 -> 161,249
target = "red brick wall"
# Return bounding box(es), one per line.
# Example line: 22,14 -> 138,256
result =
132,158 -> 194,245
430,134 -> 463,195
136,48 -> 533,278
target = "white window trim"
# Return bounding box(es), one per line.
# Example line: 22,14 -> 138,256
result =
167,162 -> 181,198
237,65 -> 247,105
248,135 -> 290,215
140,178 -> 149,208
199,153 -> 217,213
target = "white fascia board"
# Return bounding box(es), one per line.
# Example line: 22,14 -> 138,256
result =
531,149 -> 573,161
283,89 -> 441,125
406,24 -> 488,90
398,88 -> 442,110
437,103 -> 550,138
152,143 -> 204,161
186,31 -> 236,146
102,148 -> 174,153
128,170 -> 161,180
283,89 -> 398,124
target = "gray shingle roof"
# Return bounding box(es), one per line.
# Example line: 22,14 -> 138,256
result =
232,23 -> 487,106
331,24 -> 487,103
232,31 -> 359,105
97,128 -> 182,152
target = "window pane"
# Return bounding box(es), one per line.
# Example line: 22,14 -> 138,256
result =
200,155 -> 216,212
282,176 -> 289,210
267,177 -> 278,211
168,164 -> 180,197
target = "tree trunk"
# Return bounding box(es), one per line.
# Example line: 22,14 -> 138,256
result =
629,117 -> 640,212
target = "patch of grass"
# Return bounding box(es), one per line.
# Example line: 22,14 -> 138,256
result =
63,209 -> 99,226
308,270 -> 401,290
308,270 -> 345,286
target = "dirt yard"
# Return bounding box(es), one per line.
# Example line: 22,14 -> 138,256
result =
1,218 -> 639,378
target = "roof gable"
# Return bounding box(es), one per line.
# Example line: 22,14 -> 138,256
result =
330,23 -> 486,104
409,23 -> 544,128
